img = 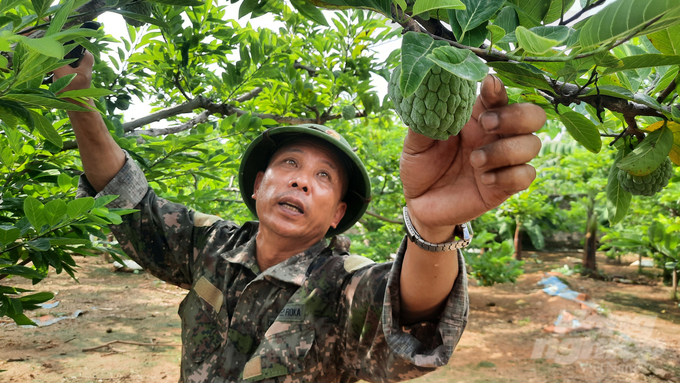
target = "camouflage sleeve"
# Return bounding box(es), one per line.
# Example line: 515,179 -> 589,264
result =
76,151 -> 228,289
338,237 -> 469,382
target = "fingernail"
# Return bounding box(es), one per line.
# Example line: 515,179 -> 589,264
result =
481,172 -> 496,185
493,75 -> 502,93
470,150 -> 487,168
481,112 -> 499,131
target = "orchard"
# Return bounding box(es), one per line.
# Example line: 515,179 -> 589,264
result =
1,0 -> 680,381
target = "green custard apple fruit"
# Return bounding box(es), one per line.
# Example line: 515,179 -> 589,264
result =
388,64 -> 476,140
342,105 -> 355,120
617,157 -> 673,196
122,1 -> 153,27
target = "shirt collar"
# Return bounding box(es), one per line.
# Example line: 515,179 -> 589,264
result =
259,239 -> 329,286
225,234 -> 260,275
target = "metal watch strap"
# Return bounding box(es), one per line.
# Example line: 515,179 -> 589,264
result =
402,206 -> 473,252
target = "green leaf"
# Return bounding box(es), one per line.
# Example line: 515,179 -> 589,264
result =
94,195 -> 119,208
58,173 -> 73,193
3,93 -> 89,112
109,9 -> 169,29
44,199 -> 68,227
18,292 -> 54,304
673,106 -> 680,122
584,85 -> 634,100
559,111 -> 602,153
426,46 -> 489,82
606,150 -> 632,225
487,24 -> 506,45
487,62 -> 552,90
399,32 -> 449,98
46,0 -> 75,37
458,20 -> 489,47
413,0 -> 465,16
49,73 -> 76,94
544,0 -> 575,24
29,110 -> 63,149
59,88 -> 115,99
602,54 -> 680,75
30,0 -> 51,18
455,0 -> 504,37
0,100 -> 35,129
647,25 -> 680,55
515,26 -> 559,55
290,0 -> 328,26
508,0 -> 550,27
0,225 -> 20,247
495,6 -> 519,34
579,0 -> 680,50
27,238 -> 51,251
24,197 -> 47,232
0,265 -> 44,279
67,197 -> 95,219
618,124 -> 673,176
19,36 -> 64,59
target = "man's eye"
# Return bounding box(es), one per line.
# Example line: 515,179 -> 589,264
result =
285,159 -> 296,166
319,171 -> 330,179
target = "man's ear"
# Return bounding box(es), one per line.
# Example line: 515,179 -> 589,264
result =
252,171 -> 265,199
330,201 -> 347,229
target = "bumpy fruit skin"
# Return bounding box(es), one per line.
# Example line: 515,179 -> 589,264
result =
122,1 -> 153,27
617,157 -> 673,196
342,105 -> 355,120
388,64 -> 476,140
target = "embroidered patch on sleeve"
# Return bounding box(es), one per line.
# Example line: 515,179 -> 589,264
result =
194,211 -> 222,227
193,276 -> 224,313
243,355 -> 262,380
344,254 -> 375,273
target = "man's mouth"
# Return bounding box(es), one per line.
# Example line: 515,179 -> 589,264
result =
279,202 -> 303,214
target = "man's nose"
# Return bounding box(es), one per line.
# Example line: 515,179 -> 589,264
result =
290,178 -> 309,193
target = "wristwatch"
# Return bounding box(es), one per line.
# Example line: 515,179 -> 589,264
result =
402,206 -> 473,252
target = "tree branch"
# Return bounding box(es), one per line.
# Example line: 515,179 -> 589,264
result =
293,61 -> 317,76
127,110 -> 211,137
657,74 -> 678,104
364,210 -> 403,225
236,87 -> 262,103
559,0 -> 606,25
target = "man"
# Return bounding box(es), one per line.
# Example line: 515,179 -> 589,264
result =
54,50 -> 545,382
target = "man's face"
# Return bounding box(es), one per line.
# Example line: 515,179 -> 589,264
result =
252,139 -> 348,241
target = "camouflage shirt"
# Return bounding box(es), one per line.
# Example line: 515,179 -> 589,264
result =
78,152 -> 469,383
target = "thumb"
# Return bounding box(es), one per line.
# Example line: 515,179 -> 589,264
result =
478,74 -> 508,110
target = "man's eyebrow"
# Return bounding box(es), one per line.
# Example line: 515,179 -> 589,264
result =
279,147 -> 338,170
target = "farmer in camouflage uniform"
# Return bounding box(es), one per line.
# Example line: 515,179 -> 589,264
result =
55,52 -> 545,382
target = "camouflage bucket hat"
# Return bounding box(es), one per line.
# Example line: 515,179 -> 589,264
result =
239,124 -> 371,237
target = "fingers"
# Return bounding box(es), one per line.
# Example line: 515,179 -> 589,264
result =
471,75 -> 508,120
479,164 -> 537,193
479,103 -> 547,135
470,134 -> 542,172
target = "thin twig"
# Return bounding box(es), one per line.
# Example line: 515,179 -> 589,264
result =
82,340 -> 181,352
560,0 -> 606,25
365,210 -> 403,225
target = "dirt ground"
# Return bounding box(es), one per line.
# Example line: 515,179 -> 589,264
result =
1,251 -> 679,383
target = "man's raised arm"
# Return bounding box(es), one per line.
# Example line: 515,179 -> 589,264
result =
53,51 -> 125,192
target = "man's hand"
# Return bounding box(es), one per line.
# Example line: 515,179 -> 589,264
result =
53,50 -> 94,94
400,74 -> 546,242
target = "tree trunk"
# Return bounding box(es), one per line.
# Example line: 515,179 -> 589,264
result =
514,217 -> 522,261
673,269 -> 677,300
583,211 -> 598,275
